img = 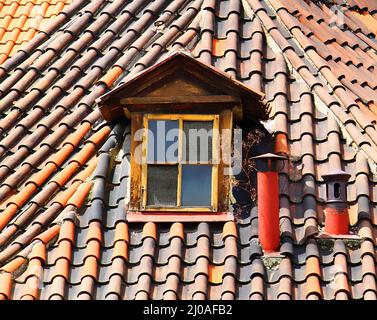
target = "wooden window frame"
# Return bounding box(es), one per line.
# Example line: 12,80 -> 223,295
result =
129,109 -> 233,221
141,114 -> 219,212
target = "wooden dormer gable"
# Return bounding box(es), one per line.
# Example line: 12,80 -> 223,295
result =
96,51 -> 270,121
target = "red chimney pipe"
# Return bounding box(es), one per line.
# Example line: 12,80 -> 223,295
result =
257,171 -> 280,252
253,153 -> 285,253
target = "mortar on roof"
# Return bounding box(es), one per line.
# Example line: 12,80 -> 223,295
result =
9,262 -> 28,280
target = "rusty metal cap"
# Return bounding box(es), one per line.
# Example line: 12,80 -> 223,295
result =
251,153 -> 287,161
321,169 -> 351,182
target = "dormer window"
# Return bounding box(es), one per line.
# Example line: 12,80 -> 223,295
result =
96,52 -> 270,222
128,110 -> 231,220
142,114 -> 219,211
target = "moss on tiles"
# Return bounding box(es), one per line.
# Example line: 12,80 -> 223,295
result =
317,238 -> 335,253
109,146 -> 120,171
344,239 -> 364,251
87,183 -> 94,202
262,256 -> 283,271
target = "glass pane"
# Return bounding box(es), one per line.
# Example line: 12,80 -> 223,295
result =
181,165 -> 212,207
183,121 -> 213,164
148,120 -> 179,163
147,165 -> 178,206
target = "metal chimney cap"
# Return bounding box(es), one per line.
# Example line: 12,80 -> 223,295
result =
251,152 -> 287,161
321,169 -> 351,182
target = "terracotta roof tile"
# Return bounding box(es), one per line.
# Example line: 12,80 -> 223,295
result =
223,221 -> 238,239
168,222 -> 184,241
0,0 -> 72,63
208,264 -> 223,284
34,224 -> 60,244
0,272 -> 12,300
1,256 -> 26,273
0,0 -> 376,300
57,220 -> 75,245
29,241 -> 46,263
142,222 -> 157,241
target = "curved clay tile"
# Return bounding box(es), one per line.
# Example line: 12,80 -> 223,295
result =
0,0 -> 376,300
0,0 -> 73,64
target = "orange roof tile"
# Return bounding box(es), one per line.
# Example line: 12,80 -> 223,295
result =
0,272 -> 12,300
67,181 -> 93,208
57,220 -> 75,245
52,256 -> 70,281
29,241 -> 46,263
113,240 -> 128,262
34,225 -> 60,244
223,221 -> 238,239
18,243 -> 46,300
208,264 -> 223,284
274,132 -> 289,154
114,221 -> 129,243
99,66 -> 124,88
0,0 -> 72,63
53,180 -> 81,207
82,256 -> 98,279
305,256 -> 323,298
86,221 -> 102,244
0,256 -> 26,273
169,222 -> 184,240
142,222 -> 157,241
305,275 -> 323,299
0,0 -> 376,301
212,38 -> 227,56
0,204 -> 21,231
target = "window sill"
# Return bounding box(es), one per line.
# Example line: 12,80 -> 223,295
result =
126,211 -> 234,222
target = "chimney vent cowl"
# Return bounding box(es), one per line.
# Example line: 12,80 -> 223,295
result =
321,169 -> 351,235
253,152 -> 286,172
322,169 -> 351,210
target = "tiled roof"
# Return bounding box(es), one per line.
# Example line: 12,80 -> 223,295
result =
0,0 -> 72,64
0,0 -> 376,300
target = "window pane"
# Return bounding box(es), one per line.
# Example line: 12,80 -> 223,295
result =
183,121 -> 213,164
148,120 -> 179,163
181,165 -> 212,207
147,165 -> 178,206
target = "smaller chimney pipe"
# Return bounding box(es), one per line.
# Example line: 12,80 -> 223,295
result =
253,153 -> 286,253
322,170 -> 351,235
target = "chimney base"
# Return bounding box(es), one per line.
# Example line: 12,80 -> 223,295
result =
261,251 -> 285,258
324,207 -> 350,235
315,233 -> 360,240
